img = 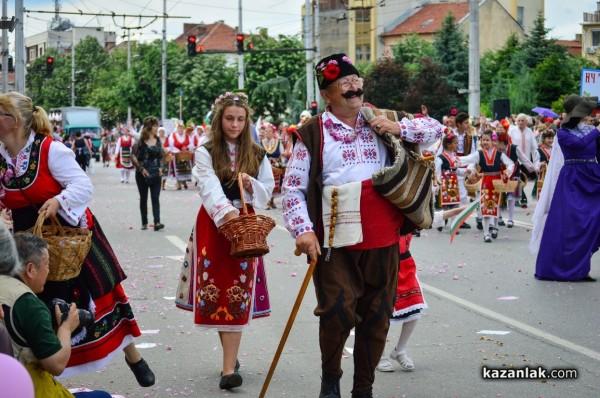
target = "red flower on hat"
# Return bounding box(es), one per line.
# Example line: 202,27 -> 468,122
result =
323,63 -> 340,81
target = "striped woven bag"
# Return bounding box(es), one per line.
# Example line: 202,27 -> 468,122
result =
361,106 -> 434,229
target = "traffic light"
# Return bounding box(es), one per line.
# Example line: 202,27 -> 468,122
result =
310,101 -> 318,116
187,36 -> 197,57
236,34 -> 244,54
8,56 -> 13,72
46,56 -> 54,75
246,42 -> 254,52
196,44 -> 205,54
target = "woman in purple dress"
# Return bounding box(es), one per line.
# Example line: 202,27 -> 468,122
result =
534,94 -> 600,282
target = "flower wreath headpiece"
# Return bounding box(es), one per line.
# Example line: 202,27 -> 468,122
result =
211,91 -> 249,111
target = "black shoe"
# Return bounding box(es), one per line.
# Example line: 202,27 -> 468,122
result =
319,376 -> 341,398
235,359 -> 240,372
154,223 -> 164,231
352,388 -> 374,398
581,275 -> 597,282
498,219 -> 506,226
437,226 -> 443,232
491,227 -> 498,239
412,229 -> 421,237
460,222 -> 471,229
141,224 -> 148,230
507,220 -> 514,228
476,220 -> 483,230
125,357 -> 155,387
483,235 -> 491,243
219,371 -> 243,390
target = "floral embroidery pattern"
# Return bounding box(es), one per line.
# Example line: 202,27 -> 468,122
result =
0,135 -> 43,190
342,150 -> 356,162
286,175 -> 301,187
196,247 -> 254,322
363,148 -> 376,160
295,148 -> 307,161
291,216 -> 304,226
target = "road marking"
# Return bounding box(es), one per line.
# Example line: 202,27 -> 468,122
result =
165,235 -> 188,252
513,220 -> 533,228
421,282 -> 600,362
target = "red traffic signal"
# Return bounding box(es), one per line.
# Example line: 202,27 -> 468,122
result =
187,36 -> 197,56
310,101 -> 318,115
46,56 -> 54,74
236,34 -> 244,53
196,44 -> 205,53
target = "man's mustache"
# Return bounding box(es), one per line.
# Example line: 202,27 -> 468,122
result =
341,89 -> 364,99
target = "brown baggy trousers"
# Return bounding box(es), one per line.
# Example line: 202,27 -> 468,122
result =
313,243 -> 399,393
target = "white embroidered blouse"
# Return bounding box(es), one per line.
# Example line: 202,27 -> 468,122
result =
192,141 -> 275,228
0,132 -> 94,226
282,111 -> 444,238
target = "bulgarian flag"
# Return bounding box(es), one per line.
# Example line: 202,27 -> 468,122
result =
449,197 -> 482,244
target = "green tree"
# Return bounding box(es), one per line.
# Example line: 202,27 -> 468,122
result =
363,58 -> 410,110
401,58 -> 460,121
532,53 -> 579,107
26,49 -> 71,110
391,33 -> 435,73
73,36 -> 109,106
244,32 -> 306,121
518,12 -> 566,70
432,12 -> 468,103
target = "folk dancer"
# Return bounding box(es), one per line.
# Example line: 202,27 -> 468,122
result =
459,130 -> 513,243
434,133 -> 461,231
535,129 -> 554,198
114,128 -> 135,183
261,122 -> 284,209
508,114 -> 540,208
167,123 -> 193,190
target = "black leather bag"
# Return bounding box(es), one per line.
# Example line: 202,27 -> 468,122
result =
145,167 -> 160,185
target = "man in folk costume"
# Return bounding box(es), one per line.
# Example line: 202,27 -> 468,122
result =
114,128 -> 135,183
508,114 -> 540,208
167,122 -> 193,190
281,53 -> 444,398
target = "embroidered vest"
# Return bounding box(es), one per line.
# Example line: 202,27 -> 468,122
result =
478,149 -> 503,173
0,135 -> 63,211
505,144 -> 520,179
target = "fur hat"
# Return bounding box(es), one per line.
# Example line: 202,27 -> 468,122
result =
315,53 -> 360,90
562,94 -> 598,124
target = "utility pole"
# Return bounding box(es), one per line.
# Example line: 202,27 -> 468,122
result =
14,0 -> 23,93
237,0 -> 244,90
1,0 -> 8,93
313,0 -> 320,106
126,28 -> 131,125
304,0 -> 314,110
468,0 -> 480,119
71,29 -> 75,105
161,0 -> 167,121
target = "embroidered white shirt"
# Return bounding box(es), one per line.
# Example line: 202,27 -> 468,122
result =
192,141 -> 275,227
0,132 -> 93,226
282,111 -> 444,238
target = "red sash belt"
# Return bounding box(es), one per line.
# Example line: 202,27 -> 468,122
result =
347,179 -> 403,250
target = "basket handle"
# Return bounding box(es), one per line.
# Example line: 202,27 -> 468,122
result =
237,172 -> 248,216
33,210 -> 66,237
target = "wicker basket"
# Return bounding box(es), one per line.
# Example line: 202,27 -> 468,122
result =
271,166 -> 286,176
464,178 -> 481,193
218,173 -> 276,258
30,211 -> 92,281
493,178 -> 518,193
176,152 -> 193,162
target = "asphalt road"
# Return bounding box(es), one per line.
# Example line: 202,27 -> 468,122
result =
63,162 -> 600,398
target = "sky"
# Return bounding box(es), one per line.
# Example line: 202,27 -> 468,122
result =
2,1 -> 596,46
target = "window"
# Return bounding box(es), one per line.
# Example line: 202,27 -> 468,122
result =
356,46 -> 363,61
517,6 -> 524,26
364,45 -> 371,62
593,30 -> 600,47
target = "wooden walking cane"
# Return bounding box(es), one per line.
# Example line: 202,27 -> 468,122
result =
258,248 -> 317,398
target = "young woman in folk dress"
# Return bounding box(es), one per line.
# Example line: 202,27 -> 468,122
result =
176,92 -> 274,390
114,129 -> 135,183
535,129 -> 554,199
459,130 -> 514,243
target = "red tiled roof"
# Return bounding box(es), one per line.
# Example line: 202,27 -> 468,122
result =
382,2 -> 470,36
556,39 -> 582,56
175,21 -> 242,52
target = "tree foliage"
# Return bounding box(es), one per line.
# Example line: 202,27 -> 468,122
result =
363,58 -> 410,109
391,34 -> 435,73
432,13 -> 468,100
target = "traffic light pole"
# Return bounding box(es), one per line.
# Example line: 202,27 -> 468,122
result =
1,0 -> 8,93
237,0 -> 244,90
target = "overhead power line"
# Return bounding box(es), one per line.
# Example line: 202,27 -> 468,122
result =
22,9 -> 190,20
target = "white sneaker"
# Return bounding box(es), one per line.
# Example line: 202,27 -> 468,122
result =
390,349 -> 414,372
376,358 -> 394,372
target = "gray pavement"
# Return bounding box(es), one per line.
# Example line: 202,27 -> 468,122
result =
64,163 -> 600,397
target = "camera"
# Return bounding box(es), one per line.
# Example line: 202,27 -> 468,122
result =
51,298 -> 95,329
